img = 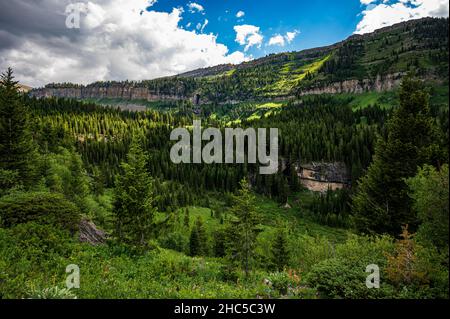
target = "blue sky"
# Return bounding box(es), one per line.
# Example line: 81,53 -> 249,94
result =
148,0 -> 364,58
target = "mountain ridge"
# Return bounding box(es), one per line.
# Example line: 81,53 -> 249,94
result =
30,17 -> 449,105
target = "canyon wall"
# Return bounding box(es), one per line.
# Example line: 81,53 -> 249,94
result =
29,85 -> 189,103
30,73 -> 406,105
299,73 -> 404,96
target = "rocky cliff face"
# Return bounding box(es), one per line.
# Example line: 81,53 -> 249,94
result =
30,85 -> 188,103
297,162 -> 350,193
30,73 -> 407,104
299,73 -> 405,96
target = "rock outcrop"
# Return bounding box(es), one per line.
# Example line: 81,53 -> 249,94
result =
299,73 -> 404,96
79,219 -> 107,245
298,162 -> 350,193
30,85 -> 186,103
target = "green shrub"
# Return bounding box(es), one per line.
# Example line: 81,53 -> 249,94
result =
0,222 -> 76,298
82,193 -> 114,231
306,257 -> 394,299
267,272 -> 291,296
0,191 -> 80,232
0,169 -> 21,195
219,263 -> 240,283
305,235 -> 396,299
159,232 -> 189,253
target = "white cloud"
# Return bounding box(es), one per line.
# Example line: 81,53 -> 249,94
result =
234,24 -> 264,51
83,3 -> 106,29
0,0 -> 248,87
285,30 -> 299,43
268,30 -> 299,46
187,2 -> 205,14
268,35 -> 285,46
197,19 -> 208,32
360,0 -> 376,5
356,0 -> 449,34
236,11 -> 245,18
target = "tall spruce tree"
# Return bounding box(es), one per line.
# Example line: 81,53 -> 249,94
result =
189,226 -> 200,256
352,76 -> 443,235
113,136 -> 156,246
213,227 -> 226,257
271,227 -> 290,271
189,217 -> 208,256
184,207 -> 190,228
226,178 -> 261,277
0,68 -> 36,188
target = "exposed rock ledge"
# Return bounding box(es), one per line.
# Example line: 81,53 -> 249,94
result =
299,73 -> 404,96
29,73 -> 409,106
79,218 -> 107,245
297,162 -> 350,193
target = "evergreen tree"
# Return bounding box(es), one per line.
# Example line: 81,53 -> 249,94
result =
288,162 -> 301,192
407,164 -> 449,251
189,226 -> 200,256
352,77 -> 443,235
0,68 -> 36,187
113,136 -> 156,246
271,227 -> 290,271
91,166 -> 105,196
213,228 -> 226,257
189,217 -> 207,256
226,178 -> 261,277
184,207 -> 190,228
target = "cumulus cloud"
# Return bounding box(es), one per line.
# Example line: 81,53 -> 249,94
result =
268,30 -> 299,46
356,0 -> 449,34
234,24 -> 264,51
187,2 -> 205,14
268,35 -> 285,46
285,30 -> 299,43
236,11 -> 245,18
0,0 -> 248,87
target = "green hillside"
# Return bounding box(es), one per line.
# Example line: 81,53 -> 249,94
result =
180,17 -> 449,102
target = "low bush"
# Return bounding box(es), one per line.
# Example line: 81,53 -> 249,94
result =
0,191 -> 80,232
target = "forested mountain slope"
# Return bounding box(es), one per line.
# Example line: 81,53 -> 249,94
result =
30,17 -> 448,104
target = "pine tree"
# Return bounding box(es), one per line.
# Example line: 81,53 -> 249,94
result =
189,226 -> 200,256
213,228 -> 226,257
226,178 -> 261,277
113,136 -> 156,246
352,76 -> 443,235
271,227 -> 290,271
184,207 -> 190,228
189,217 -> 207,256
0,68 -> 37,187
288,162 -> 301,192
91,166 -> 105,196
